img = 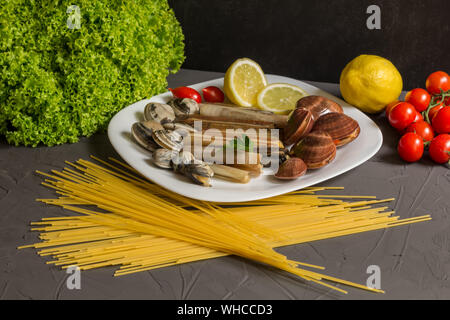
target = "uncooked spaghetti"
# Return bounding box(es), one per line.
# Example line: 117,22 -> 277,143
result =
20,157 -> 431,294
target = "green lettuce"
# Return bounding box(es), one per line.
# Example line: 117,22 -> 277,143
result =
0,0 -> 185,146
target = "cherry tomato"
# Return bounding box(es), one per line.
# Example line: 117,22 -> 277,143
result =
445,96 -> 450,106
429,134 -> 450,164
405,120 -> 434,142
397,132 -> 424,162
400,112 -> 423,135
405,88 -> 431,112
413,111 -> 423,123
388,102 -> 416,131
428,100 -> 444,122
385,100 -> 401,117
432,106 -> 450,134
426,71 -> 450,95
202,86 -> 225,103
169,87 -> 202,103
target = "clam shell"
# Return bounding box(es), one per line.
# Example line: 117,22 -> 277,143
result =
152,129 -> 183,152
292,131 -> 336,169
144,102 -> 175,124
168,98 -> 199,118
312,112 -> 360,147
283,108 -> 314,145
163,122 -> 196,134
274,157 -> 307,180
296,96 -> 343,121
152,148 -> 176,169
172,151 -> 195,165
174,162 -> 214,187
131,121 -> 162,152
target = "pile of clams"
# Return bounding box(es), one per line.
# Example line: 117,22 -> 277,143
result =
131,97 -> 289,186
131,99 -> 214,186
275,96 -> 360,180
130,94 -> 360,185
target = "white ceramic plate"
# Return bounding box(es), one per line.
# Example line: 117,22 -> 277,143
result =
108,75 -> 382,202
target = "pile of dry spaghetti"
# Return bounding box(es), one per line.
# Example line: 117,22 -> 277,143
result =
19,157 -> 431,294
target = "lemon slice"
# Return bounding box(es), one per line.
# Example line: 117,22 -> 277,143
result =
224,58 -> 267,106
256,83 -> 308,114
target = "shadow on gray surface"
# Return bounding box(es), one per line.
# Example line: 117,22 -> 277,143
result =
231,255 -> 342,300
83,133 -> 122,162
0,136 -> 10,150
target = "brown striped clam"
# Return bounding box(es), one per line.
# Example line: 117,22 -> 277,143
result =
296,96 -> 343,121
312,112 -> 360,147
274,157 -> 307,180
291,131 -> 336,169
282,108 -> 314,146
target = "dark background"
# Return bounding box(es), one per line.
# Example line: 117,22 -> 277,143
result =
169,0 -> 450,90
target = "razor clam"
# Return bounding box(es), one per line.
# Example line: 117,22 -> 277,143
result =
180,114 -> 275,128
198,103 -> 288,128
152,129 -> 183,152
167,98 -> 199,118
144,102 -> 175,124
209,164 -> 250,184
131,121 -> 161,152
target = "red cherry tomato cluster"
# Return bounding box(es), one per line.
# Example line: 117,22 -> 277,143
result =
386,71 -> 450,165
169,86 -> 225,104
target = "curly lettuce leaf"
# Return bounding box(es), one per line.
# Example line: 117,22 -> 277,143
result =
0,0 -> 185,146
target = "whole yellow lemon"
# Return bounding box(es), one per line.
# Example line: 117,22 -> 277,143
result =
340,55 -> 403,114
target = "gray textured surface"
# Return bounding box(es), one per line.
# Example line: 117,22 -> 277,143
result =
0,69 -> 448,300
